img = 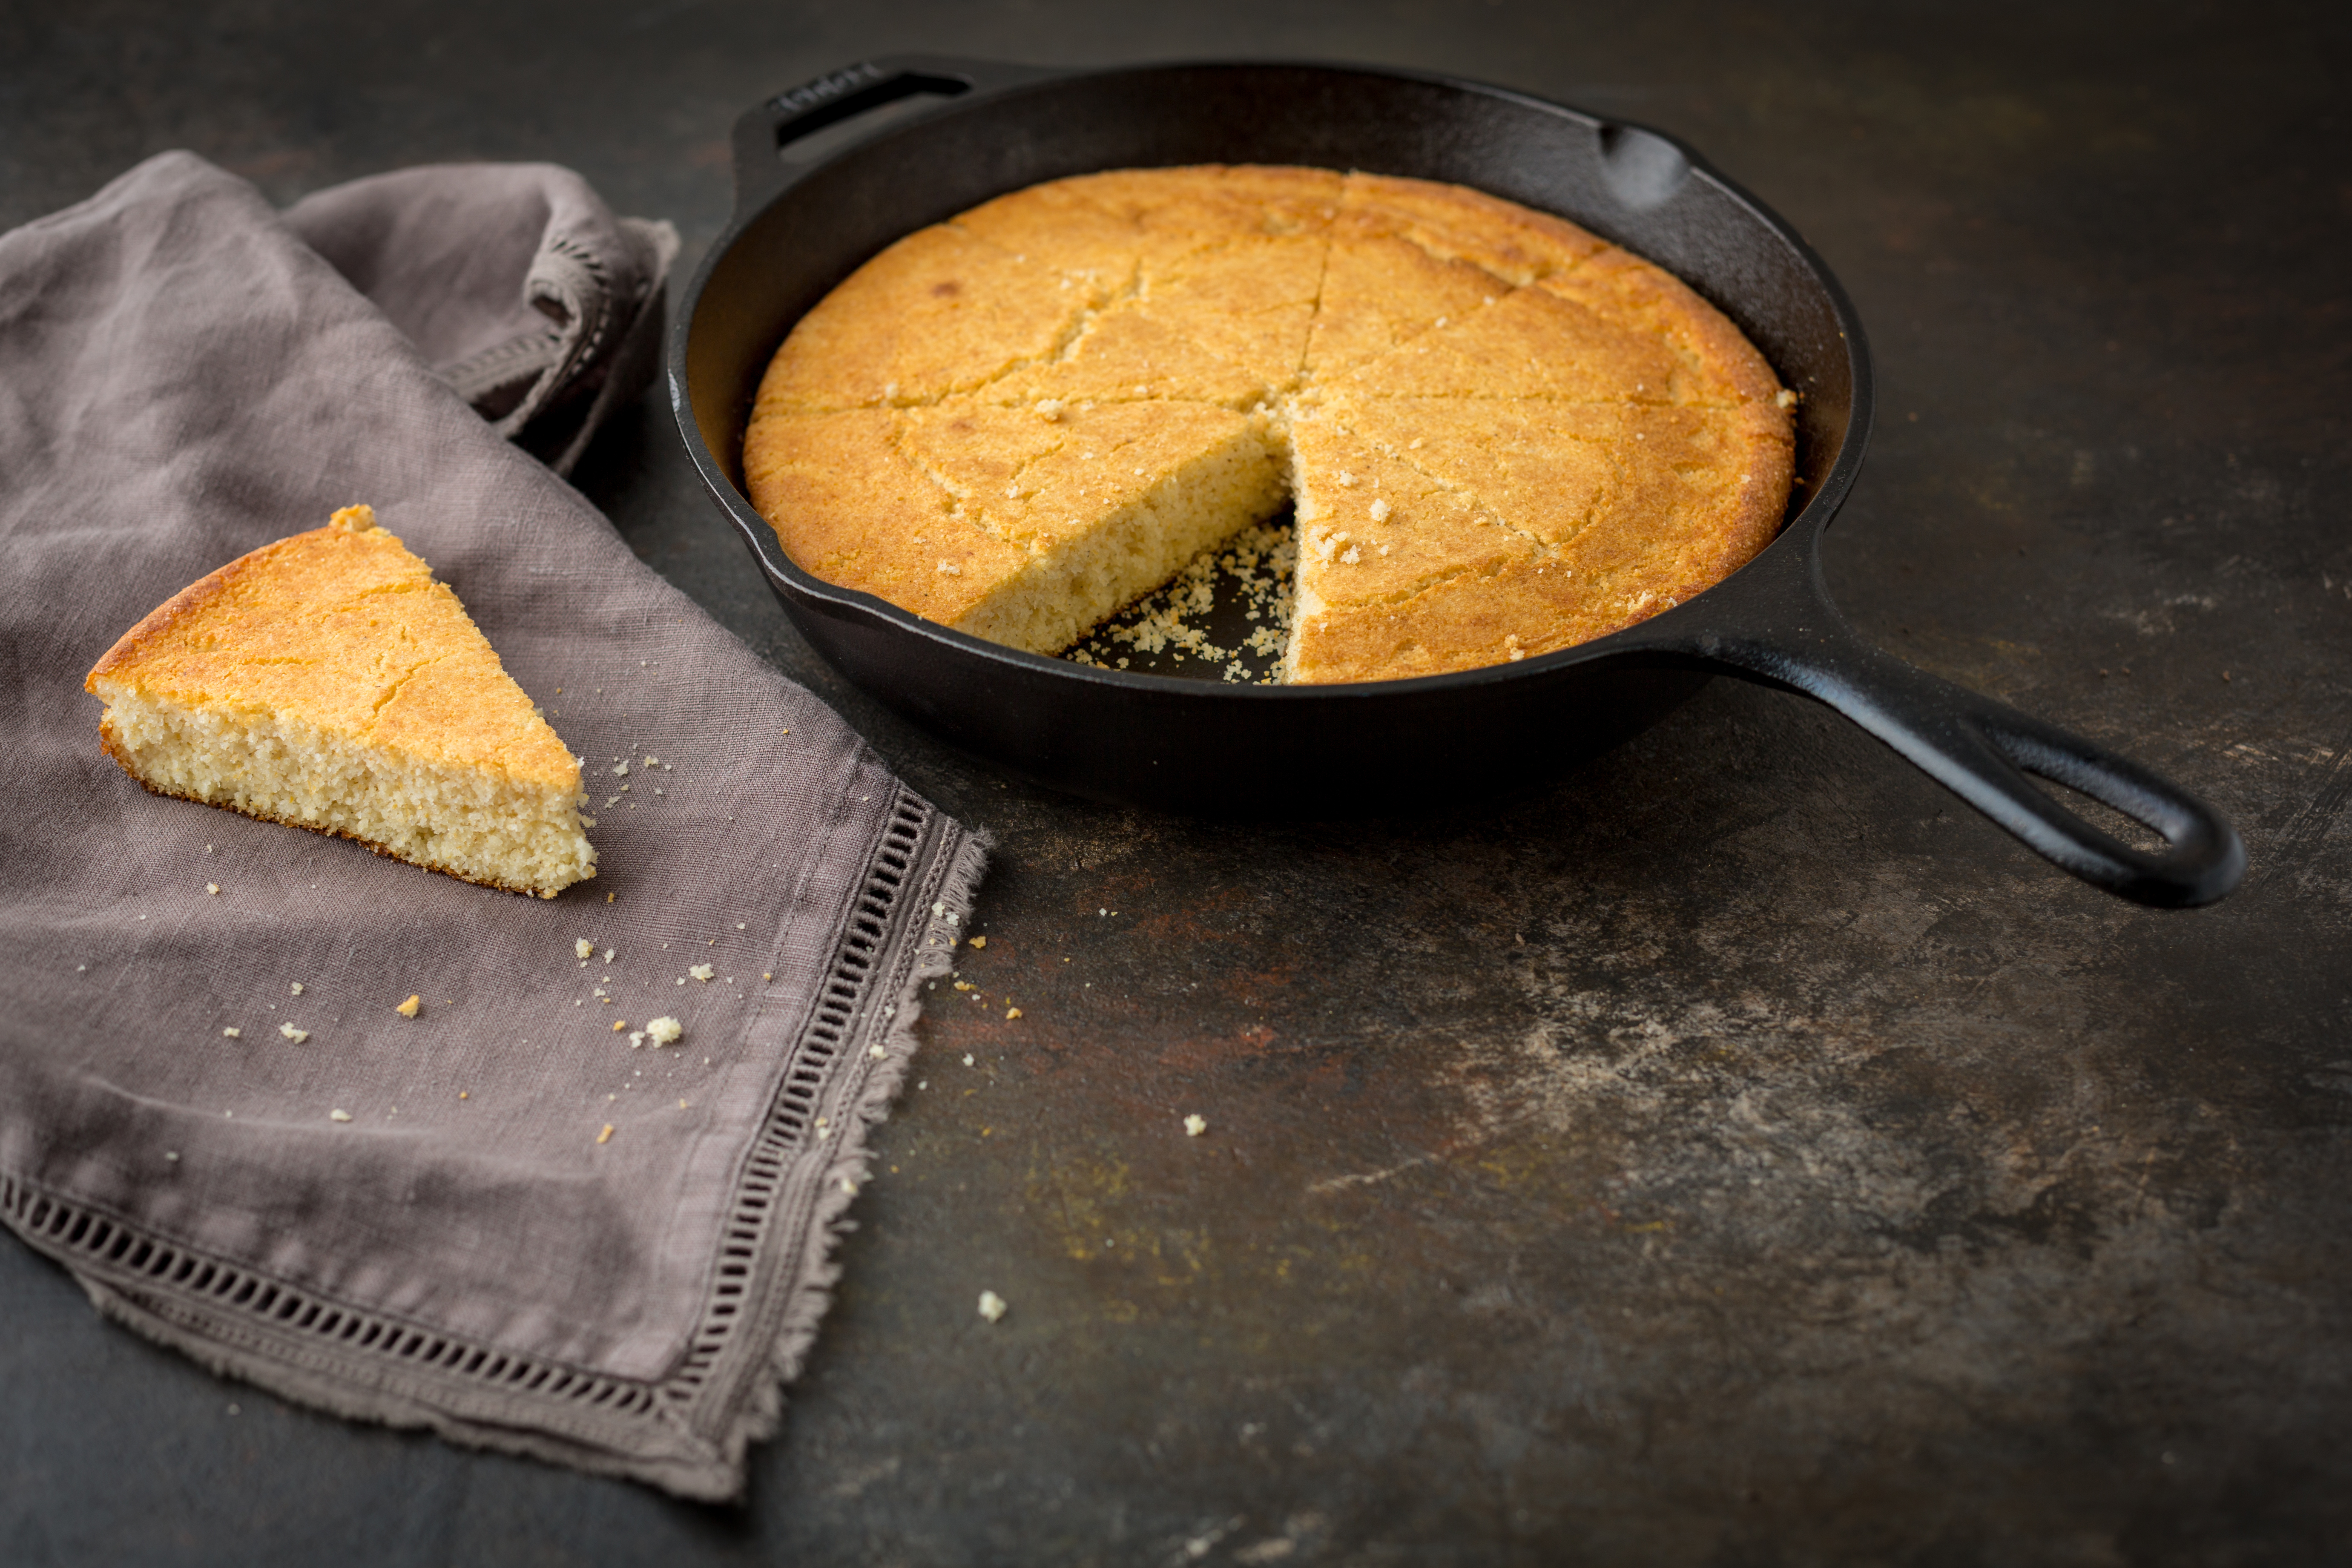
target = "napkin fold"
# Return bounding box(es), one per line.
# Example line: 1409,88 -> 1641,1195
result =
0,152 -> 985,1500
284,164 -> 679,476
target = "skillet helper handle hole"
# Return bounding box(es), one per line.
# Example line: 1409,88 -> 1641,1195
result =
1711,619 -> 2247,907
730,62 -> 976,215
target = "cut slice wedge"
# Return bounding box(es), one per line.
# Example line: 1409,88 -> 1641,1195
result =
85,504 -> 595,897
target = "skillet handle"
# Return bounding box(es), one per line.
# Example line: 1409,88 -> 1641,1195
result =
731,55 -> 1065,218
1654,554 -> 2247,907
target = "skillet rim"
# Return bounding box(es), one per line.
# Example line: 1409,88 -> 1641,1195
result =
668,53 -> 1877,706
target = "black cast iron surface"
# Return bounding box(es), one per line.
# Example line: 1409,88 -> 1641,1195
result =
679,56 -> 2242,903
5,2 -> 2349,1562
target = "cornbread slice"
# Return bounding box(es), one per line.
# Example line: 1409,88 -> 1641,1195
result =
893,396 -> 1287,653
85,505 -> 595,897
1344,173 -> 1604,282
1319,284 -> 1686,402
744,165 -> 1795,682
982,304 -> 1267,411
1287,405 -> 1540,681
742,409 -> 1032,625
1139,232 -> 1329,388
1304,221 -> 1511,378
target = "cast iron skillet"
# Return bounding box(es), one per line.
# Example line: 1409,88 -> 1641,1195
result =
670,55 -> 2246,908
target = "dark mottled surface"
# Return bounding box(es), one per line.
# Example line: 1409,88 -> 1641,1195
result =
6,2 -> 2350,1562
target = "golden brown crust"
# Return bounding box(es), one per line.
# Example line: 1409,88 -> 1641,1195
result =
87,505 -> 578,788
86,554 -> 244,691
1338,172 -> 1605,284
744,166 -> 1795,681
745,408 -> 1025,624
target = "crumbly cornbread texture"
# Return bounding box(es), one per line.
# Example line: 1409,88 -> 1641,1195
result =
745,166 -> 1794,683
86,505 -> 596,896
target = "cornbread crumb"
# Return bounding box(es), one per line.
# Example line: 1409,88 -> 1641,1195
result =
396,995 -> 421,1019
1006,1006 -> 1023,1019
1368,498 -> 1390,523
977,1290 -> 1008,1323
221,1027 -> 241,1038
290,982 -> 303,996
206,882 -> 220,895
1184,1113 -> 1207,1137
612,1019 -> 627,1032
329,1109 -> 351,1122
279,1022 -> 309,1043
968,935 -> 986,949
597,1124 -> 615,1145
575,939 -> 593,959
689,963 -> 714,982
646,1016 -> 683,1045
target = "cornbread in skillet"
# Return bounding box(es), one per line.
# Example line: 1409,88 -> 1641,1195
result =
85,505 -> 596,896
744,166 -> 1793,682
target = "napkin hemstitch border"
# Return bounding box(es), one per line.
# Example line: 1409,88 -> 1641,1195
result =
0,786 -> 987,1501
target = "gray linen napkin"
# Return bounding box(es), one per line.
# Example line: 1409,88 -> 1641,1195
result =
284,163 -> 681,476
0,152 -> 986,1500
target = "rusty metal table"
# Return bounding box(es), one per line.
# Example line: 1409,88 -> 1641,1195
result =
5,2 -> 2349,1562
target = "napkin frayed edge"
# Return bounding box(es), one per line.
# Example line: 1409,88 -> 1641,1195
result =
3,801 -> 990,1503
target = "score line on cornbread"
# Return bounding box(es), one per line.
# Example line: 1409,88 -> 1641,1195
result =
85,504 -> 596,897
744,164 -> 1794,683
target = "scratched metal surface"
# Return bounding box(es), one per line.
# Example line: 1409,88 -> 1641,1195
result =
5,2 -> 2350,1563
